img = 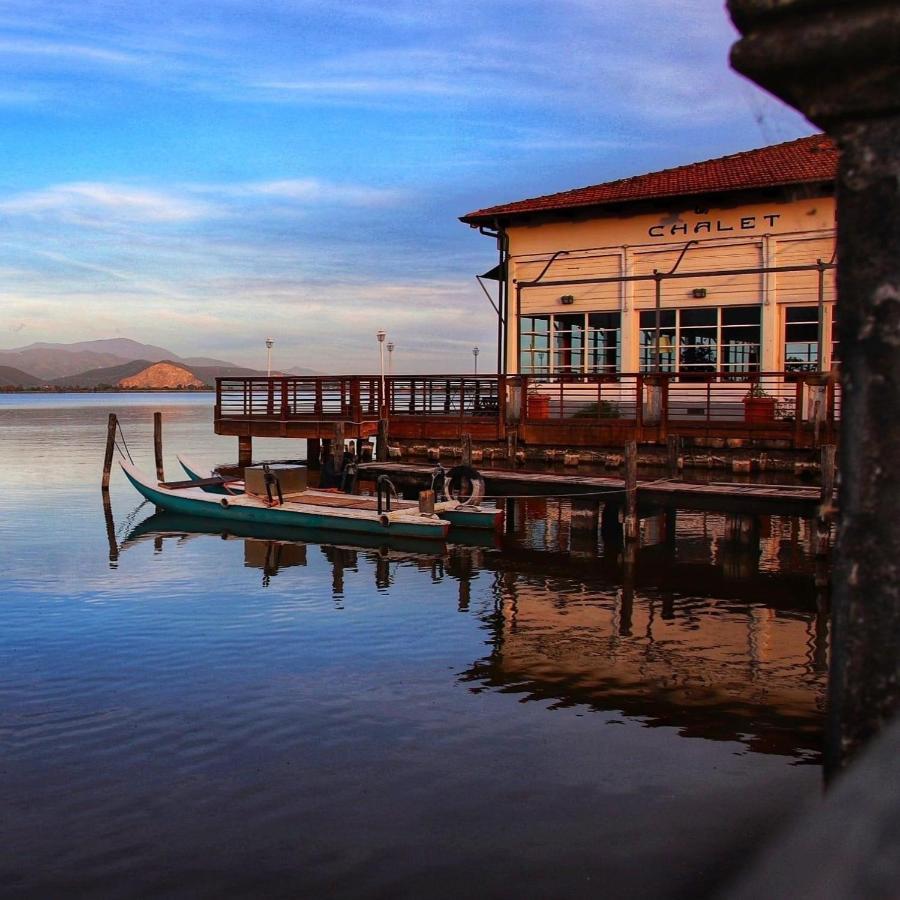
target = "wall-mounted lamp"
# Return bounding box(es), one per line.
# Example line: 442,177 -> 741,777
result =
691,288 -> 708,299
560,294 -> 575,305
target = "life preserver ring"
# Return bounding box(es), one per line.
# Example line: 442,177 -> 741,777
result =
445,465 -> 485,507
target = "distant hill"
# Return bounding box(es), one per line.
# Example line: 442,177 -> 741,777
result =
285,366 -> 319,376
0,337 -> 309,386
0,365 -> 46,388
13,338 -> 177,362
0,347 -> 136,380
48,358 -> 269,388
119,362 -> 205,389
49,359 -> 156,388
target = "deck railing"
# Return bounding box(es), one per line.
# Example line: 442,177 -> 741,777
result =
216,371 -> 839,444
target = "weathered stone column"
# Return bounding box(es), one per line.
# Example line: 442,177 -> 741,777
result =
729,0 -> 900,775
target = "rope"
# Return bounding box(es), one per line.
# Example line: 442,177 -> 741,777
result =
113,418 -> 135,463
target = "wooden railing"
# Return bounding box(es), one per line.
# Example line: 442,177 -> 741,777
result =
216,371 -> 839,445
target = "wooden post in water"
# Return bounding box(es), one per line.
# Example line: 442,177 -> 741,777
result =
102,413 -> 117,489
376,418 -> 389,462
306,438 -> 321,470
238,435 -> 252,468
667,434 -> 681,477
817,444 -> 837,556
461,432 -> 472,466
333,421 -> 345,473
153,412 -> 164,481
101,488 -> 118,565
624,440 -> 638,545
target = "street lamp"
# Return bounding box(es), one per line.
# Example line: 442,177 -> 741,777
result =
265,337 -> 274,377
376,330 -> 387,415
386,341 -> 395,375
473,346 -> 480,375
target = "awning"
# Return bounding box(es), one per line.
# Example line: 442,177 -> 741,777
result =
479,262 -> 506,281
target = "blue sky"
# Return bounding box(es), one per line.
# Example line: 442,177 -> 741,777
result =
0,0 -> 812,372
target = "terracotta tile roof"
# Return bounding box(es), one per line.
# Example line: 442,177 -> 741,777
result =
460,134 -> 837,225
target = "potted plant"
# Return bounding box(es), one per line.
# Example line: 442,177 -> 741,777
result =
743,381 -> 776,424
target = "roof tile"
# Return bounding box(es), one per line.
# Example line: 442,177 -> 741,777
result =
461,134 -> 837,224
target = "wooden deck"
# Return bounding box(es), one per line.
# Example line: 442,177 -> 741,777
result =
357,461 -> 827,515
214,371 -> 840,451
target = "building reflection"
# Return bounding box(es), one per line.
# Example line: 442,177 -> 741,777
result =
118,500 -> 828,759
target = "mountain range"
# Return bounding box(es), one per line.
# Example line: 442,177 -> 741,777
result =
0,338 -> 317,388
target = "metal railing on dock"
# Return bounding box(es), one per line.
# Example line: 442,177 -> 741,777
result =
215,370 -> 839,448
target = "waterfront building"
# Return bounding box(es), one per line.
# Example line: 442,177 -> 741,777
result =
461,134 -> 837,379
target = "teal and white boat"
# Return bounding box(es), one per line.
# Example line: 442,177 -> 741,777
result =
120,460 -> 452,541
176,455 -> 504,532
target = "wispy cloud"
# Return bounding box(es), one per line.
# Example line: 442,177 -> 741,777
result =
0,183 -> 211,224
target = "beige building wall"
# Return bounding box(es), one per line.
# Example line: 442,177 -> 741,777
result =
505,195 -> 836,375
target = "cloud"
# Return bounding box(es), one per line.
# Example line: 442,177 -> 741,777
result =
0,183 -> 211,224
226,178 -> 404,207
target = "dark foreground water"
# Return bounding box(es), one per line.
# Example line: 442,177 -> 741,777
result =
0,394 -> 829,899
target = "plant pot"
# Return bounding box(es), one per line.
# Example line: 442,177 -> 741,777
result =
743,396 -> 776,424
527,394 -> 550,419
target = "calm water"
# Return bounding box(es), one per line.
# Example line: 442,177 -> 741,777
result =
1,393 -> 829,899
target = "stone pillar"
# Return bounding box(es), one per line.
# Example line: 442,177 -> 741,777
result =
729,0 -> 900,774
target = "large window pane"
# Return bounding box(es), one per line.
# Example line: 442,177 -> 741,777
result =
639,310 -> 676,372
553,314 -> 585,374
520,315 -> 551,374
784,307 -> 820,372
679,308 -> 717,373
587,312 -> 621,373
722,306 -> 761,373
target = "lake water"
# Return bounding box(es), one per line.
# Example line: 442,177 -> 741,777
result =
0,393 -> 829,898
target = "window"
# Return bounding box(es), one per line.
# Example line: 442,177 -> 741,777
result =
520,315 -> 551,374
784,307 -> 820,372
639,306 -> 760,375
830,313 -> 840,367
520,312 -> 621,375
587,313 -> 621,373
639,310 -> 676,372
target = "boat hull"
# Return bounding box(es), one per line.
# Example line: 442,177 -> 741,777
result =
122,463 -> 450,541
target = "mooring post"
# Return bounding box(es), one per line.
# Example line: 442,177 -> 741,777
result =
376,418 -> 388,462
667,434 -> 680,478
461,432 -> 472,466
624,440 -> 638,545
729,0 -> 900,775
306,438 -> 321,469
238,435 -> 252,468
102,412 -> 117,490
504,496 -> 517,535
817,443 -> 837,556
153,412 -> 164,482
333,421 -> 345,473
101,489 -> 118,565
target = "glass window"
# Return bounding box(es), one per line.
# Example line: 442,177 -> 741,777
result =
587,312 -> 621,373
639,310 -> 676,372
830,314 -> 840,367
639,306 -> 761,375
679,308 -> 717,374
520,316 -> 551,375
553,314 -> 585,374
520,312 -> 621,375
784,307 -> 820,372
722,307 -> 761,373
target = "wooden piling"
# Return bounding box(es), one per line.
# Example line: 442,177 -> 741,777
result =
817,443 -> 837,556
667,434 -> 681,477
101,488 -> 118,565
333,421 -> 345,472
306,438 -> 321,469
376,419 -> 389,462
461,432 -> 472,466
624,440 -> 638,544
153,412 -> 164,481
102,413 -> 117,490
238,435 -> 252,468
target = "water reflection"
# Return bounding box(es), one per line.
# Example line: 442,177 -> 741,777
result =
117,500 -> 829,762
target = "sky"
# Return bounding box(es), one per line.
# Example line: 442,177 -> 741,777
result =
0,0 -> 813,373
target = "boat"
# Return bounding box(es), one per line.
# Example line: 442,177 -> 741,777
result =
176,455 -> 505,532
119,460 -> 452,541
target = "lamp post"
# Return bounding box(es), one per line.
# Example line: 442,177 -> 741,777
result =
265,337 -> 274,377
376,330 -> 387,415
473,346 -> 480,375
386,341 -> 395,375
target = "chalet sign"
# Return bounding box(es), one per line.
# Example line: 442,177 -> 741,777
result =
648,212 -> 781,238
